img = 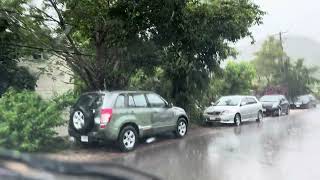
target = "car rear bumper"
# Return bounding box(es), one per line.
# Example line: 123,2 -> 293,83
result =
293,103 -> 312,109
68,126 -> 118,143
263,107 -> 278,116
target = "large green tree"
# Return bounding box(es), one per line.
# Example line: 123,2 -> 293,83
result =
252,36 -> 286,84
11,0 -> 263,87
150,0 -> 264,113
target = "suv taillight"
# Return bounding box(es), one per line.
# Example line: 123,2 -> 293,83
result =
100,108 -> 112,129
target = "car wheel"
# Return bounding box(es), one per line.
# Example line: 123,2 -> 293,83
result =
175,118 -> 188,138
273,108 -> 281,117
256,111 -> 263,122
118,126 -> 138,152
234,114 -> 241,126
286,107 -> 290,115
71,108 -> 94,134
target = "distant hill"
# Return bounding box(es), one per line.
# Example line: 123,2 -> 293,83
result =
236,35 -> 320,70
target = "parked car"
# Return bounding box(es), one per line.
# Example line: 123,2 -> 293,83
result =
260,95 -> 290,116
68,91 -> 189,152
203,95 -> 263,126
293,94 -> 317,109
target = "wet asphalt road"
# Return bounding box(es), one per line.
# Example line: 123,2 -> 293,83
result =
112,107 -> 320,180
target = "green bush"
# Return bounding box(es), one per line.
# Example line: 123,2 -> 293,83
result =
52,90 -> 78,110
0,89 -> 64,152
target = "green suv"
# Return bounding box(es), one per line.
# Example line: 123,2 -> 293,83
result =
68,91 -> 189,152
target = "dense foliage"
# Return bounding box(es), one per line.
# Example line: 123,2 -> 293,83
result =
221,61 -> 256,95
0,89 -> 64,152
252,37 -> 319,99
0,18 -> 37,96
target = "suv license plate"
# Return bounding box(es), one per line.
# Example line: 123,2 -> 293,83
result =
81,136 -> 88,142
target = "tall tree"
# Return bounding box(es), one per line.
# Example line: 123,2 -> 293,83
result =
252,36 -> 286,84
157,0 -> 264,112
252,37 -> 319,99
286,59 -> 319,99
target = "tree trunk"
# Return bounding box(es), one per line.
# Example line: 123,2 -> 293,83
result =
94,29 -> 106,91
95,44 -> 106,90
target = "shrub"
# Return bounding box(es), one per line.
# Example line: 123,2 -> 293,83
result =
52,90 -> 78,110
0,89 -> 64,152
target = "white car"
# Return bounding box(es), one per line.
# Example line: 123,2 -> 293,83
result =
203,95 -> 263,126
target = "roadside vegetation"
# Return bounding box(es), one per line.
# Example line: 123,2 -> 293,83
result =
0,89 -> 64,151
252,37 -> 320,100
0,0 -> 319,152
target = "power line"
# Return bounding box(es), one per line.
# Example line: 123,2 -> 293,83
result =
0,8 -> 57,22
1,43 -> 95,57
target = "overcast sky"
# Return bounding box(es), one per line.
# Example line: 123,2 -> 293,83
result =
243,0 -> 320,43
33,0 -> 320,43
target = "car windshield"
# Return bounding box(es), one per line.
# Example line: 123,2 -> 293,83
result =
297,95 -> 310,102
214,96 -> 241,106
260,96 -> 279,102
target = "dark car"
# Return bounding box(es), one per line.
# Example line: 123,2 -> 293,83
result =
293,94 -> 317,109
260,95 -> 290,116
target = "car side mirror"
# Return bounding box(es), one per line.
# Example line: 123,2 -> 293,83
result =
240,102 -> 247,106
211,102 -> 215,106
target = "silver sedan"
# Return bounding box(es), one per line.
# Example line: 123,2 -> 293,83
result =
203,95 -> 263,126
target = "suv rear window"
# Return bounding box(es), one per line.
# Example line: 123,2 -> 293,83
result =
75,93 -> 102,109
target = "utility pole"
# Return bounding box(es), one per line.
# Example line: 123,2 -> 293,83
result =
278,31 -> 287,73
278,31 -> 289,96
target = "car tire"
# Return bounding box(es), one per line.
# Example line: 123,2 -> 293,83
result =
118,125 -> 138,152
256,111 -> 263,123
70,108 -> 94,134
273,108 -> 281,117
286,107 -> 290,115
234,113 -> 241,126
175,118 -> 188,138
